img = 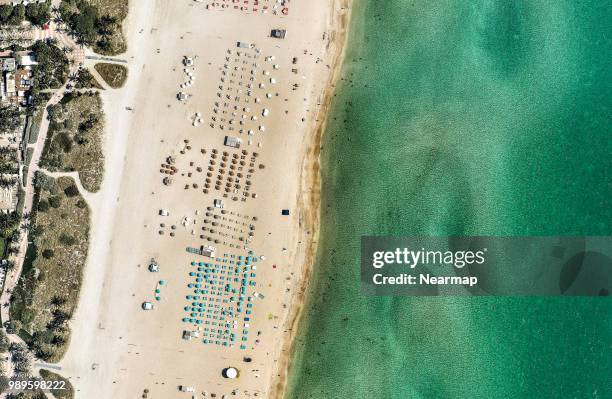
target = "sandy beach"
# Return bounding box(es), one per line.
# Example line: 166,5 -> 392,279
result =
55,0 -> 350,397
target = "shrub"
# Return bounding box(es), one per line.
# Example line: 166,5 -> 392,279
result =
59,234 -> 76,246
6,320 -> 22,334
0,329 -> 10,352
37,199 -> 50,212
0,376 -> 9,393
42,249 -> 54,259
57,132 -> 73,153
64,185 -> 79,197
48,195 -> 62,208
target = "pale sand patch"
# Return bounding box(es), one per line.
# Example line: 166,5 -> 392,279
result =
56,0 -> 347,398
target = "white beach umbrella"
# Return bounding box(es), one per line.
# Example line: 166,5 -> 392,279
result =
224,367 -> 238,379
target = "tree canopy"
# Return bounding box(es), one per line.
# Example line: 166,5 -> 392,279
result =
0,105 -> 22,135
31,40 -> 70,90
0,1 -> 51,26
60,0 -> 119,52
25,2 -> 52,26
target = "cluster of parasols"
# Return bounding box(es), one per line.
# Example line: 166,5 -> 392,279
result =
159,140 -> 265,202
200,205 -> 258,248
203,0 -> 291,15
210,46 -> 280,147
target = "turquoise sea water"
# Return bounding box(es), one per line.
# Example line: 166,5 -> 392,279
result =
286,1 -> 611,398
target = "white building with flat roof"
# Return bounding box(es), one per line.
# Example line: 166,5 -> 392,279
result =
17,54 -> 37,67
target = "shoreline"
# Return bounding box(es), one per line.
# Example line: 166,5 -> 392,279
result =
269,0 -> 354,397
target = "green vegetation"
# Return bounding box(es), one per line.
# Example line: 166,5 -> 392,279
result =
26,91 -> 52,129
94,62 -> 127,88
24,1 -> 51,26
0,330 -> 8,393
31,40 -> 70,90
39,369 -> 75,399
0,198 -> 22,261
0,147 -> 19,175
41,92 -> 105,192
60,0 -> 128,55
74,67 -> 103,89
0,105 -> 22,135
9,342 -> 31,378
0,4 -> 25,26
12,392 -> 47,399
0,362 -> 65,398
10,392 -> 47,399
0,1 -> 52,26
10,174 -> 89,363
26,104 -> 46,144
22,147 -> 34,186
